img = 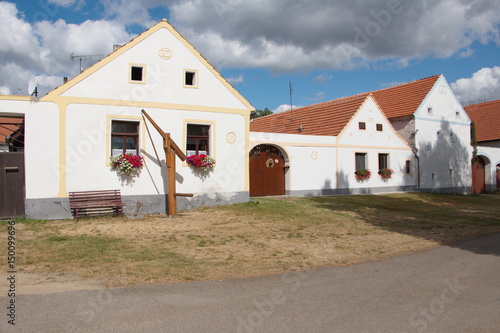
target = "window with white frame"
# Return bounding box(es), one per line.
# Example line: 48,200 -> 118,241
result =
186,124 -> 210,156
111,120 -> 140,156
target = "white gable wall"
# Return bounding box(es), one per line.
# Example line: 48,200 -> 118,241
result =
337,96 -> 414,191
60,27 -> 247,110
414,76 -> 472,193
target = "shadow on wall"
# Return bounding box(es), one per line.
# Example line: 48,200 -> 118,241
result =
418,120 -> 472,193
318,167 -> 413,196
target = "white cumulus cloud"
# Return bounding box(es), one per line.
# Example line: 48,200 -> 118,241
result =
451,67 -> 500,106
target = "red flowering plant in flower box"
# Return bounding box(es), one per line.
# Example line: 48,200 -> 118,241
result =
186,154 -> 215,171
110,153 -> 144,176
354,169 -> 371,182
378,168 -> 394,180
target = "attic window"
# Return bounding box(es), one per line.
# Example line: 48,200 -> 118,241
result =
455,111 -> 461,119
376,124 -> 383,131
184,70 -> 198,88
130,65 -> 144,82
427,107 -> 433,116
358,122 -> 366,130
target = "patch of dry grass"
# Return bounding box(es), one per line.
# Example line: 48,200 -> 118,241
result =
1,192 -> 499,287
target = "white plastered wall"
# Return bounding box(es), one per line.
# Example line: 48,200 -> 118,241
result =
414,76 -> 472,191
64,104 -> 247,196
24,101 -> 61,198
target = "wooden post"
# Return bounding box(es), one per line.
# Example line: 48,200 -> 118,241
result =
141,109 -> 188,217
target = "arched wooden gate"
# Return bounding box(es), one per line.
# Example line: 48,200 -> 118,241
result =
472,156 -> 486,194
249,144 -> 286,196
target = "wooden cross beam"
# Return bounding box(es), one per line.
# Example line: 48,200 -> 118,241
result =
141,109 -> 192,216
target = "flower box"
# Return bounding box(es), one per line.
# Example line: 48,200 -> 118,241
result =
110,153 -> 143,176
186,154 -> 215,171
378,168 -> 394,180
354,169 -> 371,182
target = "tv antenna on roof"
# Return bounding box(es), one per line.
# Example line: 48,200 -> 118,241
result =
28,76 -> 38,97
70,53 -> 103,73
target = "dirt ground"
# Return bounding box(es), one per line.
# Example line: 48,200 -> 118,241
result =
3,194 -> 499,295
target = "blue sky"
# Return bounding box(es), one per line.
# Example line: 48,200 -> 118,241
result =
1,0 -> 499,111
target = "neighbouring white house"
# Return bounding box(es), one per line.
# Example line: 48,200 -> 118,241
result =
250,94 -> 416,196
464,99 -> 500,193
0,19 -> 254,219
370,75 -> 473,194
249,75 -> 473,196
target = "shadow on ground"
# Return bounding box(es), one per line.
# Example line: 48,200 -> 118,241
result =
306,191 -> 500,257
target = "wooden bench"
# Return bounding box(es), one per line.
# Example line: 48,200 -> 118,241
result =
69,190 -> 125,221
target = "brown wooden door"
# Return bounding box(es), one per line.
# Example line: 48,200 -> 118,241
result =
249,145 -> 285,196
472,157 -> 485,194
0,152 -> 25,218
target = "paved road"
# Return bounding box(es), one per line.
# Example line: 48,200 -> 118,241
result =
1,233 -> 499,332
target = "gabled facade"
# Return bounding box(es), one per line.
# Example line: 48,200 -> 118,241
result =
250,94 -> 416,196
464,99 -> 500,192
0,20 -> 253,219
371,74 -> 472,193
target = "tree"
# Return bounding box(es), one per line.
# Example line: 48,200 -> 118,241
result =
250,108 -> 273,119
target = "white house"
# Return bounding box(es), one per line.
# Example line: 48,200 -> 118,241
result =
371,74 -> 473,194
464,99 -> 500,193
249,74 -> 473,196
0,19 -> 254,219
250,94 -> 416,196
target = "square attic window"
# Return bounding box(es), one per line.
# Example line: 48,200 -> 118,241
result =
184,70 -> 198,87
130,65 -> 144,82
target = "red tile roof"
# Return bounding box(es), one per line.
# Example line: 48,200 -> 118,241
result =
0,117 -> 23,144
250,75 -> 441,136
370,75 -> 440,119
250,93 -> 370,136
464,100 -> 500,142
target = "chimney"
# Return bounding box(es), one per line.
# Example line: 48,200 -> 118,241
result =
113,44 -> 123,52
63,77 -> 68,84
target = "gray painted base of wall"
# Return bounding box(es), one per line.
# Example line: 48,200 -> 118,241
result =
287,185 -> 418,197
26,191 -> 250,220
419,186 -> 472,195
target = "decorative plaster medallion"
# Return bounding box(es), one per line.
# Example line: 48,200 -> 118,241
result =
226,132 -> 237,144
158,48 -> 173,60
311,151 -> 318,160
439,84 -> 447,95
